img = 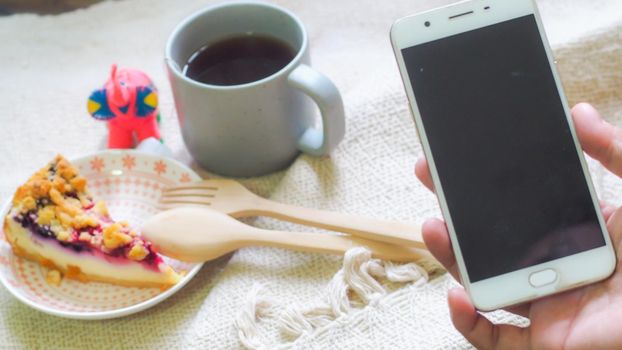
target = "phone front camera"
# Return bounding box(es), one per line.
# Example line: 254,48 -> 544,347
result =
424,21 -> 431,27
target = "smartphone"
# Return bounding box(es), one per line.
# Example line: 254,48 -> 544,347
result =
390,0 -> 616,311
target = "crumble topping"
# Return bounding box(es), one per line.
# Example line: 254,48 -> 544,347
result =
9,155 -> 160,265
103,223 -> 132,250
93,201 -> 108,216
37,206 -> 55,226
21,197 -> 36,211
45,269 -> 62,286
78,232 -> 92,242
128,243 -> 149,261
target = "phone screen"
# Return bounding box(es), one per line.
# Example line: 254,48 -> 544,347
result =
402,14 -> 605,282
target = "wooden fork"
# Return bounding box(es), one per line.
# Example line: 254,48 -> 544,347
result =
158,178 -> 425,248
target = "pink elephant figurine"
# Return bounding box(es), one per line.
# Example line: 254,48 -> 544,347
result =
87,64 -> 162,148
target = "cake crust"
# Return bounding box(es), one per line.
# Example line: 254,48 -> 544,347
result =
9,241 -> 177,289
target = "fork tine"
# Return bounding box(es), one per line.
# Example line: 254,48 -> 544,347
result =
159,196 -> 212,205
162,184 -> 219,192
156,203 -> 179,211
158,199 -> 211,206
160,189 -> 216,198
156,202 -> 208,211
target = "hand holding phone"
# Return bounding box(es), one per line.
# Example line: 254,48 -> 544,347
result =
418,103 -> 622,350
391,0 -> 615,311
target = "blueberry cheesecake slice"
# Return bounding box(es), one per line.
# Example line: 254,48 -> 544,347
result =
3,155 -> 181,288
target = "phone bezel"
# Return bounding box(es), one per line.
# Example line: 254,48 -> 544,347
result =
390,0 -> 616,311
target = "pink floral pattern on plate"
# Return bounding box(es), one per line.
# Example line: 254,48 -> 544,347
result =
0,150 -> 203,320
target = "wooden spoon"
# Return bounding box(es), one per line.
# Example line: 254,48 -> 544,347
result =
141,207 -> 430,263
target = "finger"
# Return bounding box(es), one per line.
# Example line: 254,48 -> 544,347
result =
422,218 -> 459,280
600,200 -> 616,222
606,206 -> 622,250
505,304 -> 530,318
448,288 -> 530,350
572,103 -> 622,178
415,156 -> 435,192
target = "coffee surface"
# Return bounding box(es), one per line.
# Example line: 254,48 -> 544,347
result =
184,34 -> 296,86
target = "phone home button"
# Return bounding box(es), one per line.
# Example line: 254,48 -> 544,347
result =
529,269 -> 558,287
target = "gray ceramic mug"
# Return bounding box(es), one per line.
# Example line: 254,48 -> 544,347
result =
165,1 -> 345,177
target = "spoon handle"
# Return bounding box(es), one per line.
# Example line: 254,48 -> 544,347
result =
238,198 -> 425,249
248,228 -> 432,262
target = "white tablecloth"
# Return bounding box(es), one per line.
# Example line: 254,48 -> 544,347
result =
1,0 -> 621,348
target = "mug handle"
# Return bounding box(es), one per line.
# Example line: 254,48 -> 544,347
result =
287,64 -> 345,156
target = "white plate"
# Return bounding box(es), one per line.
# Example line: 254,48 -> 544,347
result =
0,150 -> 203,320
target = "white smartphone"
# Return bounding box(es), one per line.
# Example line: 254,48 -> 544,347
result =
391,0 -> 616,311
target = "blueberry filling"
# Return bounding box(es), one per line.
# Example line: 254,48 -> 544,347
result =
108,241 -> 159,265
36,225 -> 54,238
108,247 -> 126,258
65,192 -> 79,200
59,241 -> 88,253
15,211 -> 34,229
145,254 -> 162,266
36,197 -> 50,208
48,165 -> 57,177
12,210 -> 161,266
14,210 -> 92,253
142,245 -> 161,266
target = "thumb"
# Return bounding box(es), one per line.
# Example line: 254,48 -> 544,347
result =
448,288 -> 530,349
572,103 -> 622,177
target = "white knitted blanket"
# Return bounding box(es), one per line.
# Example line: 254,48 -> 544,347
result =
1,0 -> 621,348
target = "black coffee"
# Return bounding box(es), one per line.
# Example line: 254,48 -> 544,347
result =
183,34 -> 296,86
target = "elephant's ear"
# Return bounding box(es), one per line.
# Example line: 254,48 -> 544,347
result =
87,88 -> 116,120
135,85 -> 158,118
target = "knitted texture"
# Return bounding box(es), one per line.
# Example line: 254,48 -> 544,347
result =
0,0 -> 621,348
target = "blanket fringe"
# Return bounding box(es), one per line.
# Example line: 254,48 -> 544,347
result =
236,247 -> 441,349
235,283 -> 275,350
